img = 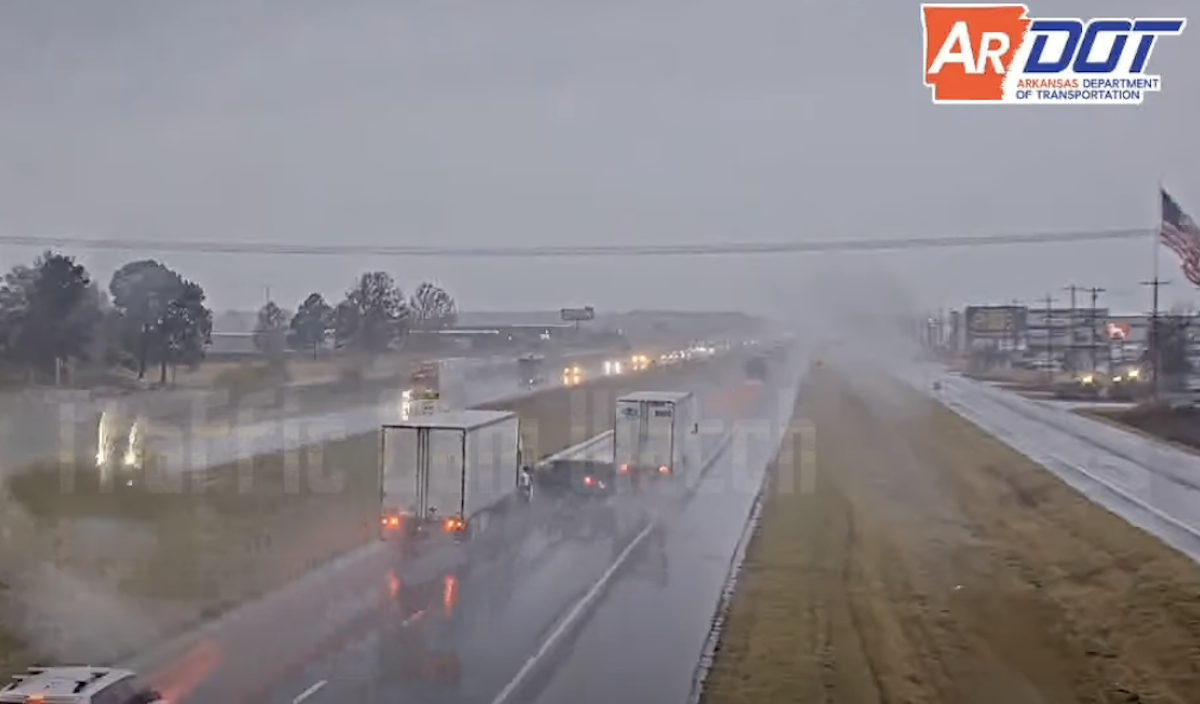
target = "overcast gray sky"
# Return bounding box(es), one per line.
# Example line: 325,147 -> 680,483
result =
0,0 -> 1196,318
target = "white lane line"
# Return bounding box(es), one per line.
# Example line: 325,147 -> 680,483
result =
490,428 -> 739,704
489,522 -> 655,704
126,430 -> 616,676
293,679 -> 327,704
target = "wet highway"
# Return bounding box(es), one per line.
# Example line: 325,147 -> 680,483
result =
131,357 -> 802,704
142,359 -> 615,473
130,431 -> 619,704
521,395 -> 792,704
249,426 -> 735,704
0,354 -> 617,477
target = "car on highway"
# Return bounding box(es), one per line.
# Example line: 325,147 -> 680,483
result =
744,356 -> 768,381
410,361 -> 438,387
0,667 -> 163,704
1109,364 -> 1147,400
518,353 -> 546,387
535,458 -> 618,499
561,364 -> 584,386
535,459 -> 621,540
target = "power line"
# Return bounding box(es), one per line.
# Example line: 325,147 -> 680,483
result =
1042,293 -> 1055,384
0,226 -> 1152,258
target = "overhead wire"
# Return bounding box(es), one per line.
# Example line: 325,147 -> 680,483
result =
0,226 -> 1152,257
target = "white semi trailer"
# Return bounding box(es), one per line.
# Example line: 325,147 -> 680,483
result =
380,410 -> 530,542
612,390 -> 699,481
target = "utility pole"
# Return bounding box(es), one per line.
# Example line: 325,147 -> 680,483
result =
1063,284 -> 1080,373
1087,287 -> 1106,371
1008,299 -> 1021,363
1042,294 -> 1054,384
1140,276 -> 1169,400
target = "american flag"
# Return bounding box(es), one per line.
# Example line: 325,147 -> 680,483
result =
1161,188 -> 1200,286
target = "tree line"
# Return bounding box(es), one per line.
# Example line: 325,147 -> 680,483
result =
254,274 -> 456,360
0,250 -> 457,385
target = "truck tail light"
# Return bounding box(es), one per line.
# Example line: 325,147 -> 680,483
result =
443,517 -> 465,533
658,465 -> 670,475
618,464 -> 629,474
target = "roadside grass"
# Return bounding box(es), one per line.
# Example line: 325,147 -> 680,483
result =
0,628 -> 29,679
1076,403 -> 1200,455
694,377 -> 819,704
701,363 -> 1200,703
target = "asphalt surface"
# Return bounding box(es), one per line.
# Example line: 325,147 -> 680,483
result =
521,407 -> 789,704
0,354 -> 622,476
136,359 -> 617,473
134,358 -> 801,704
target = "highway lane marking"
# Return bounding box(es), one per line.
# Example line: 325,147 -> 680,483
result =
134,429 -> 622,704
292,679 -> 327,704
489,521 -> 656,704
490,429 -> 738,704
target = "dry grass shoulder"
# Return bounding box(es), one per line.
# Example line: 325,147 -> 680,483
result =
700,362 -> 1200,704
0,354 -> 742,667
1081,403 -> 1200,454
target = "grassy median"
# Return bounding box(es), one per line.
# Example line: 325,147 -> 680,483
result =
1,354 -> 742,667
699,361 -> 1200,704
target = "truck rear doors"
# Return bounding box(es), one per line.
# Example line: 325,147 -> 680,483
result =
426,428 -> 466,523
645,400 -> 676,474
381,426 -> 465,532
614,399 -> 676,474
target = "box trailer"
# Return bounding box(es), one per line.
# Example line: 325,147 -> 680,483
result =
380,410 -> 528,541
613,391 -> 699,480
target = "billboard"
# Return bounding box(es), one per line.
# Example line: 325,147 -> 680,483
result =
964,305 -> 1023,340
561,307 -> 595,322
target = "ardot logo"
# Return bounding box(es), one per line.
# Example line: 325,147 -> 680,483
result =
921,4 -> 1185,104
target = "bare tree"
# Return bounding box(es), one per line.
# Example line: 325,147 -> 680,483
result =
411,281 -> 457,330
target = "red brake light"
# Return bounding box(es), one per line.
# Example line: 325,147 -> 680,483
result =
584,476 -> 594,486
658,465 -> 670,475
618,464 -> 629,474
444,517 -> 465,533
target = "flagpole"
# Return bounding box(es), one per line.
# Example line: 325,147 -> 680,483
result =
1155,178 -> 1163,281
1151,178 -> 1164,400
